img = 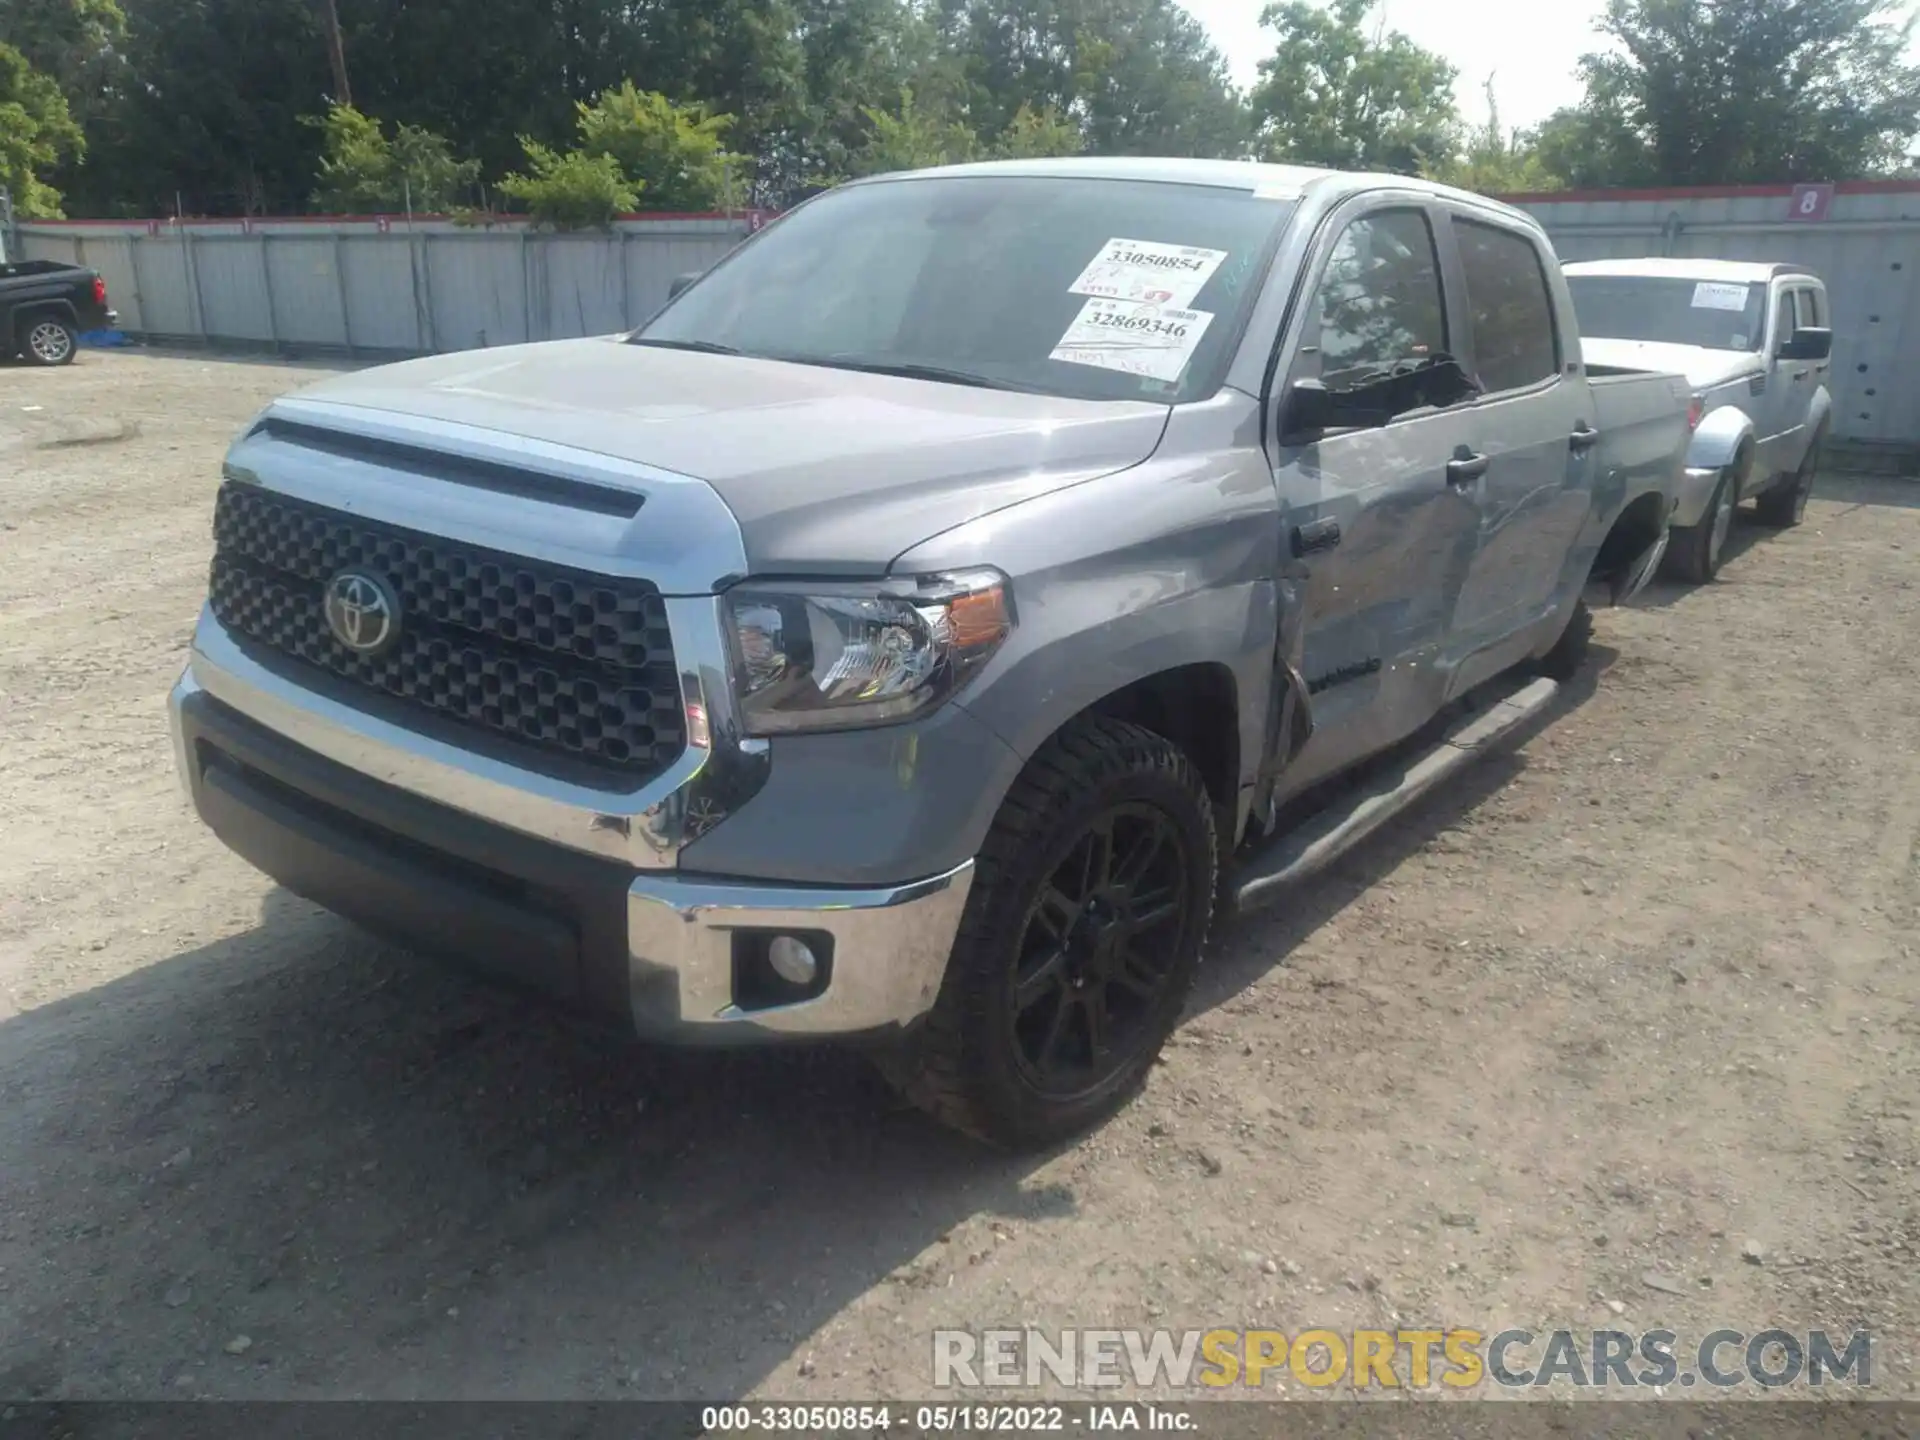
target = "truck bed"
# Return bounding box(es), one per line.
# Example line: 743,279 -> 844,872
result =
1588,368 -> 1693,482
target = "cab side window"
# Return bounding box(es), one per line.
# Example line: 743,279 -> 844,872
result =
1452,219 -> 1559,394
1294,209 -> 1449,391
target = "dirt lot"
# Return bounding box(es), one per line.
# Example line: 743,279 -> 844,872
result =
1,349 -> 1916,1403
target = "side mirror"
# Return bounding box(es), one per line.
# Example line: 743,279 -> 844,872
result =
1778,326 -> 1832,361
668,271 -> 702,300
1280,377 -> 1395,440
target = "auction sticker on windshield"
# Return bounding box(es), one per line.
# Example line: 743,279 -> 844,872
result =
1050,298 -> 1215,383
1692,281 -> 1750,312
1069,239 -> 1228,308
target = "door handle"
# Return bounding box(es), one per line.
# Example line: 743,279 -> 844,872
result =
1446,449 -> 1491,486
1569,422 -> 1601,453
1291,518 -> 1342,557
1793,369 -> 1810,380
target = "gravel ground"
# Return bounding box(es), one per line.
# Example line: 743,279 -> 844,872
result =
1,349 -> 1916,1404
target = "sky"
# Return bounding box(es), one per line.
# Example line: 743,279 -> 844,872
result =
1185,0 -> 1920,130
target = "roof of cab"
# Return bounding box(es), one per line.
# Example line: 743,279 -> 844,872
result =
853,155 -> 1542,224
1562,257 -> 1816,284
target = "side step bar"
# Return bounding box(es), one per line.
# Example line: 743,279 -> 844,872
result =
1231,676 -> 1561,914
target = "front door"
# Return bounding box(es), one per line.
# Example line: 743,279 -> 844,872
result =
1265,201 -> 1483,793
1442,213 -> 1591,659
1755,281 -> 1808,479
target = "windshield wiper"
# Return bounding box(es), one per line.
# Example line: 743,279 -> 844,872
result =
788,355 -> 1021,392
627,337 -> 743,356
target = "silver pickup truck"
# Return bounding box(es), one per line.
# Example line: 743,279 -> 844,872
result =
169,159 -> 1688,1147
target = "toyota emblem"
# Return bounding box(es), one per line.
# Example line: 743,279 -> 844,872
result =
323,570 -> 400,655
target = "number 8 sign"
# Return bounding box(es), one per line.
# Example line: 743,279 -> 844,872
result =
1788,184 -> 1834,222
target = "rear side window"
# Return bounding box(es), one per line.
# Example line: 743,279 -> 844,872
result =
1453,219 -> 1559,393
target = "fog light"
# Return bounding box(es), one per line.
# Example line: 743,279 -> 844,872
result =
767,935 -> 819,986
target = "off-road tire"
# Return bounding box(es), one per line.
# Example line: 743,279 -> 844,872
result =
1535,600 -> 1593,683
20,314 -> 78,367
874,717 -> 1217,1150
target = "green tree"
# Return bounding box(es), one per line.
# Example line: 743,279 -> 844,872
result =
0,0 -> 124,113
1425,80 -> 1565,196
995,102 -> 1082,158
497,143 -> 638,229
1251,0 -> 1459,174
60,0 -> 329,215
846,85 -> 981,175
932,0 -> 1248,160
1557,0 -> 1920,186
0,40 -> 84,216
574,82 -> 748,211
308,103 -> 480,213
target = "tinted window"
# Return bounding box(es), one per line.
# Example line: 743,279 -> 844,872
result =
1454,219 -> 1559,392
637,176 -> 1295,404
1565,275 -> 1767,352
1296,209 -> 1448,389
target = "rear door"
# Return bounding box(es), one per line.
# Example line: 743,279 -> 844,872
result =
1440,210 -> 1590,655
1267,199 -> 1484,788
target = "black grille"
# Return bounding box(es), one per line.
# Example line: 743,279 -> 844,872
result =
208,482 -> 684,781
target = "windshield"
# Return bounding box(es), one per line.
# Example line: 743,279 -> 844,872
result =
634,175 -> 1296,403
1566,275 -> 1767,352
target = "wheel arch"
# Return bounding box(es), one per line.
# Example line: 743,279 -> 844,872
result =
13,299 -> 80,351
1688,404 -> 1756,473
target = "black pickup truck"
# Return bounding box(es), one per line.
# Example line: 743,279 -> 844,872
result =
1,260 -> 118,366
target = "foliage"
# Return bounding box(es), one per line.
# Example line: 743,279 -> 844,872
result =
995,103 -> 1083,160
497,142 -> 639,230
0,0 -> 124,122
30,0 -> 1920,217
1251,0 -> 1459,175
847,86 -> 981,175
1424,81 -> 1564,196
308,103 -> 479,214
574,82 -> 749,212
58,0 -> 330,216
1549,0 -> 1920,187
933,0 -> 1248,160
0,40 -> 84,216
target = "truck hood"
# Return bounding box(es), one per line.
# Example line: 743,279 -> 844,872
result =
286,336 -> 1171,573
1580,338 -> 1762,391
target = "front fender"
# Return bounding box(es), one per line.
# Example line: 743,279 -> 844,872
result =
893,392 -> 1280,785
1688,403 -> 1754,472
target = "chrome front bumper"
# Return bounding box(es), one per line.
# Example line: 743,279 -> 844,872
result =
170,639 -> 973,1043
627,865 -> 972,1039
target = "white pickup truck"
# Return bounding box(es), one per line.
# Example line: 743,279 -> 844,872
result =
1565,259 -> 1833,583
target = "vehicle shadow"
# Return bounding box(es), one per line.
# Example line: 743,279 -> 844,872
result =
0,892 -> 1070,1401
0,649 -> 1614,1405
1194,643 -> 1616,1015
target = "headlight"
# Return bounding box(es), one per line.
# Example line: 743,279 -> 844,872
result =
725,569 -> 1012,735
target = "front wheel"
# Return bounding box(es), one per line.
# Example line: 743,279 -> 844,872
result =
875,717 -> 1217,1149
21,315 -> 78,367
1662,468 -> 1737,584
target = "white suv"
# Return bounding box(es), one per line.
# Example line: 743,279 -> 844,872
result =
1565,258 -> 1832,583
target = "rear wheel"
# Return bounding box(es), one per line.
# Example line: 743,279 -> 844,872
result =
21,315 -> 78,367
875,717 -> 1217,1149
1755,427 -> 1822,528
